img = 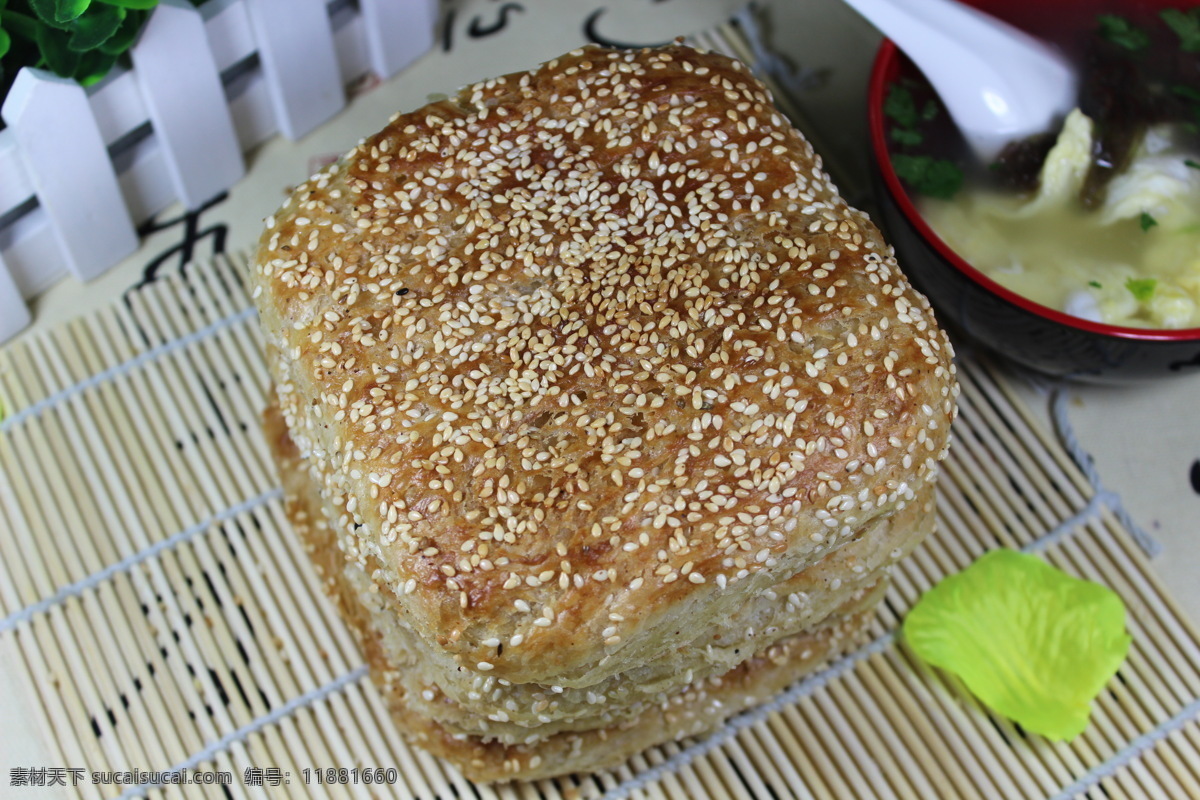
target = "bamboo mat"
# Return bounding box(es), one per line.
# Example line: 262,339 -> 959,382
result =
4,17 -> 1200,788
2,248 -> 1200,800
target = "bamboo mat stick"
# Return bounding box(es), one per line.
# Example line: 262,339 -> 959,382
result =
761,713 -> 829,800
4,340 -> 218,796
70,311 -> 297,796
6,393 -> 181,792
973,362 -> 1095,501
119,294 -> 353,800
957,365 -> 1093,505
953,389 -> 1082,527
130,275 -> 361,798
740,723 -> 818,800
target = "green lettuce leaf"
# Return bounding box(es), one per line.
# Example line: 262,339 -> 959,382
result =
903,548 -> 1130,740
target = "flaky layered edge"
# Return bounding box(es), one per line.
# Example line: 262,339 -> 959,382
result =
269,398 -> 894,781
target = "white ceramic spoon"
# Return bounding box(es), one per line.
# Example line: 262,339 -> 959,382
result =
843,0 -> 1077,159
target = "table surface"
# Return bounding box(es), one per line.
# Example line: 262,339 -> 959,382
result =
4,0 -> 1199,792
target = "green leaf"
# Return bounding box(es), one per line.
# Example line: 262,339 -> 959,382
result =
55,0 -> 92,23
68,4 -> 123,52
884,84 -> 919,129
29,0 -> 69,28
30,0 -> 92,24
1186,159 -> 1200,170
892,154 -> 964,199
35,21 -> 79,76
1088,281 -> 1103,289
94,0 -> 159,9
1139,212 -> 1158,232
2,10 -> 40,40
1126,277 -> 1158,301
96,6 -> 141,54
921,99 -> 939,122
890,127 -> 924,147
1097,14 -> 1149,51
0,26 -> 10,61
904,549 -> 1130,741
73,45 -> 115,84
1162,8 -> 1200,52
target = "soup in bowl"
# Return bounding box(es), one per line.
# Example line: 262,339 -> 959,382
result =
868,0 -> 1200,380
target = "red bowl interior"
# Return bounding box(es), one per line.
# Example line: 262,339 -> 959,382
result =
867,2 -> 1200,343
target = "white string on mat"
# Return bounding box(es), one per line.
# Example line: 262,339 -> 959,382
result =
0,305 -> 255,434
113,665 -> 370,800
1046,695 -> 1200,800
0,488 -> 282,634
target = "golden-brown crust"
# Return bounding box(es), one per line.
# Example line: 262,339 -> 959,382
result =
252,44 -> 956,686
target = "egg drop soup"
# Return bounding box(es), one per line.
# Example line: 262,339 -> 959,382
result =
886,4 -> 1200,330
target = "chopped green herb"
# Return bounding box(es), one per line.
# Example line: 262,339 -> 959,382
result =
1126,277 -> 1158,302
1088,281 -> 1103,289
1162,8 -> 1200,52
921,100 -> 939,122
884,85 -> 920,130
1186,159 -> 1200,170
1140,212 -> 1158,232
1172,85 -> 1200,104
892,154 -> 964,199
890,127 -> 924,147
1097,14 -> 1149,51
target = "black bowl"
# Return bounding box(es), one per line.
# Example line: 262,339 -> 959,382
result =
867,40 -> 1200,382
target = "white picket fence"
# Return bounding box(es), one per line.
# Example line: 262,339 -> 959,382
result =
0,0 -> 439,343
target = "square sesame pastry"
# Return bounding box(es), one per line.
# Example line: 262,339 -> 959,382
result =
251,44 -> 959,782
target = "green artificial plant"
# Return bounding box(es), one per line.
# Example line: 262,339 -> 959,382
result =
904,548 -> 1131,741
0,0 -> 165,94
